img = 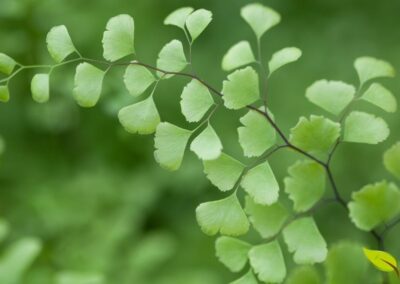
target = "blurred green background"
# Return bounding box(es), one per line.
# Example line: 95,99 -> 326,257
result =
0,0 -> 399,283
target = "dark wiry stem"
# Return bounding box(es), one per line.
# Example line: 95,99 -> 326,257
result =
325,166 -> 347,208
9,55 -> 392,249
122,60 -> 390,249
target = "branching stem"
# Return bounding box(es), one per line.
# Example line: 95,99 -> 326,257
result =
127,60 -> 391,249
4,55 -> 397,250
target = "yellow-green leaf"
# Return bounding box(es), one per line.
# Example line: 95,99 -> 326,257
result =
363,248 -> 399,275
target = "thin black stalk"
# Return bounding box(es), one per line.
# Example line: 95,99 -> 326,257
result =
8,55 -> 395,250
123,59 -> 391,248
325,166 -> 347,208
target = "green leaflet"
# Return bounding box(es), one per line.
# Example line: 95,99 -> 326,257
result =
240,3 -> 281,39
244,196 -> 288,239
325,242 -> 382,284
190,124 -> 222,160
73,63 -> 105,108
156,39 -> 187,78
222,66 -> 259,110
348,181 -> 400,231
56,272 -> 104,284
0,85 -> 10,103
180,79 -> 214,123
249,241 -> 286,283
361,83 -> 397,113
196,193 -> 249,236
186,9 -> 213,42
0,219 -> 9,243
154,122 -> 192,171
283,217 -> 327,264
354,57 -> 395,86
0,53 -> 16,75
305,80 -> 356,115
215,236 -> 251,272
31,73 -> 50,103
241,161 -> 280,205
268,47 -> 302,75
102,14 -> 135,61
0,238 -> 42,284
222,41 -> 256,71
123,65 -> 156,97
46,25 -> 77,63
230,270 -> 258,284
343,111 -> 389,144
118,96 -> 160,135
203,153 -> 245,192
164,7 -> 212,41
384,142 -> 400,179
284,160 -> 326,212
238,108 -> 276,157
285,266 -> 321,284
289,115 -> 340,158
164,7 -> 194,29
